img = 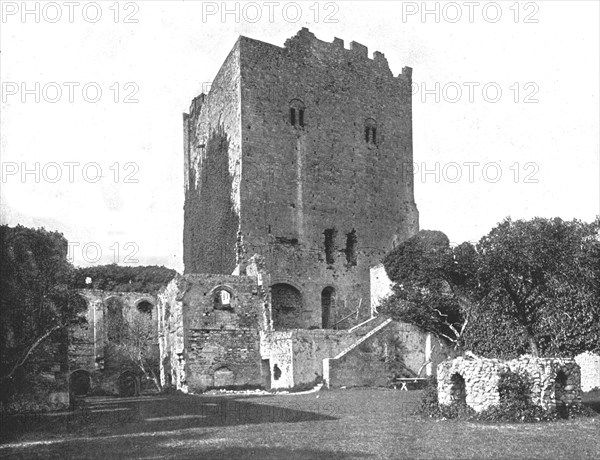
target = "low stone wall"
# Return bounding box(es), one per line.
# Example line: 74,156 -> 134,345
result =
575,352 -> 600,392
260,329 -> 353,389
438,356 -> 581,412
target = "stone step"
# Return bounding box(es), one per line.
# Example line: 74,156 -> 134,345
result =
333,317 -> 393,360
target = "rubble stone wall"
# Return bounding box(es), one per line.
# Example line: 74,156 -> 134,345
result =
70,290 -> 158,396
438,356 -> 582,412
158,273 -> 267,393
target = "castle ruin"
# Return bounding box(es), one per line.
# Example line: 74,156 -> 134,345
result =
157,29 -> 429,392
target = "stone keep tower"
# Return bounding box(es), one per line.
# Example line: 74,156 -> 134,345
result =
183,28 -> 418,331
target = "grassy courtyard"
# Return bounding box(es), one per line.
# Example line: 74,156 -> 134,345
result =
1,389 -> 599,459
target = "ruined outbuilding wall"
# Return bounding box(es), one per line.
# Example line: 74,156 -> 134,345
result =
158,273 -> 268,393
70,290 -> 158,395
237,29 -> 418,327
437,356 -> 582,412
157,277 -> 186,390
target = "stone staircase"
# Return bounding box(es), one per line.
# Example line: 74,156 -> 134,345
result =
323,316 -> 394,387
334,317 -> 393,359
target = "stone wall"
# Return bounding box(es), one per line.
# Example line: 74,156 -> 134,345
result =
575,352 -> 600,392
70,290 -> 158,396
157,276 -> 186,390
237,28 -> 418,327
158,272 -> 268,393
326,320 -> 448,388
438,356 -> 582,412
183,37 -> 243,275
291,330 -> 355,386
260,331 -> 295,389
183,28 -> 419,331
259,329 -> 353,390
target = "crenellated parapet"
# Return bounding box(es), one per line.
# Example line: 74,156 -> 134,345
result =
283,27 -> 409,81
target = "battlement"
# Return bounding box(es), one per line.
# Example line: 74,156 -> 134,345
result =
280,28 -> 410,79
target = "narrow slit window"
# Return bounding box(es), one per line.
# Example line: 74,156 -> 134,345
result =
324,229 -> 336,265
345,229 -> 358,266
365,118 -> 377,145
289,99 -> 305,128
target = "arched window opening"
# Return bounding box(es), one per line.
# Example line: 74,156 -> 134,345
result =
213,288 -> 233,311
449,373 -> 466,405
290,99 -> 306,127
136,300 -> 154,315
321,287 -> 336,329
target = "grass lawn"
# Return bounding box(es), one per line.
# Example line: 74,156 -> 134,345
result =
1,389 -> 599,459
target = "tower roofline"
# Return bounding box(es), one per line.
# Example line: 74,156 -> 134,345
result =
237,28 -> 411,79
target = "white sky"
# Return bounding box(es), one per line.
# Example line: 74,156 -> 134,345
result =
1,1 -> 598,273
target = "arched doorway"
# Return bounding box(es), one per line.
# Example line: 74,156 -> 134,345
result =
70,370 -> 92,396
271,283 -> 303,330
449,373 -> 466,405
117,371 -> 139,397
554,370 -> 568,408
321,287 -> 336,328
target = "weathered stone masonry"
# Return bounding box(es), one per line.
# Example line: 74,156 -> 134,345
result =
69,290 -> 158,396
169,29 -> 427,391
183,28 -> 419,329
438,356 -> 582,412
158,257 -> 271,393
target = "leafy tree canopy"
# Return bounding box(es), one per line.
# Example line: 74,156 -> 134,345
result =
0,225 -> 87,383
72,264 -> 177,294
380,230 -> 481,350
381,217 -> 600,357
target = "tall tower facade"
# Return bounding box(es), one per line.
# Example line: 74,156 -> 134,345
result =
183,28 -> 418,330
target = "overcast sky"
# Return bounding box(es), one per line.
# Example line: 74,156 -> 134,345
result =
1,1 -> 598,272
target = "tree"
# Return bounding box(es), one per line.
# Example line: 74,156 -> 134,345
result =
104,297 -> 161,392
381,217 -> 600,358
72,264 -> 176,293
0,225 -> 87,387
478,217 -> 600,357
380,230 -> 481,350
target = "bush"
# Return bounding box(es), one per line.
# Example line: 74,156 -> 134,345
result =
0,394 -> 50,415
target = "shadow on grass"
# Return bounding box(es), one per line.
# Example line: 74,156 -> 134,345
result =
4,435 -> 371,460
0,394 -> 357,459
0,393 -> 338,443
